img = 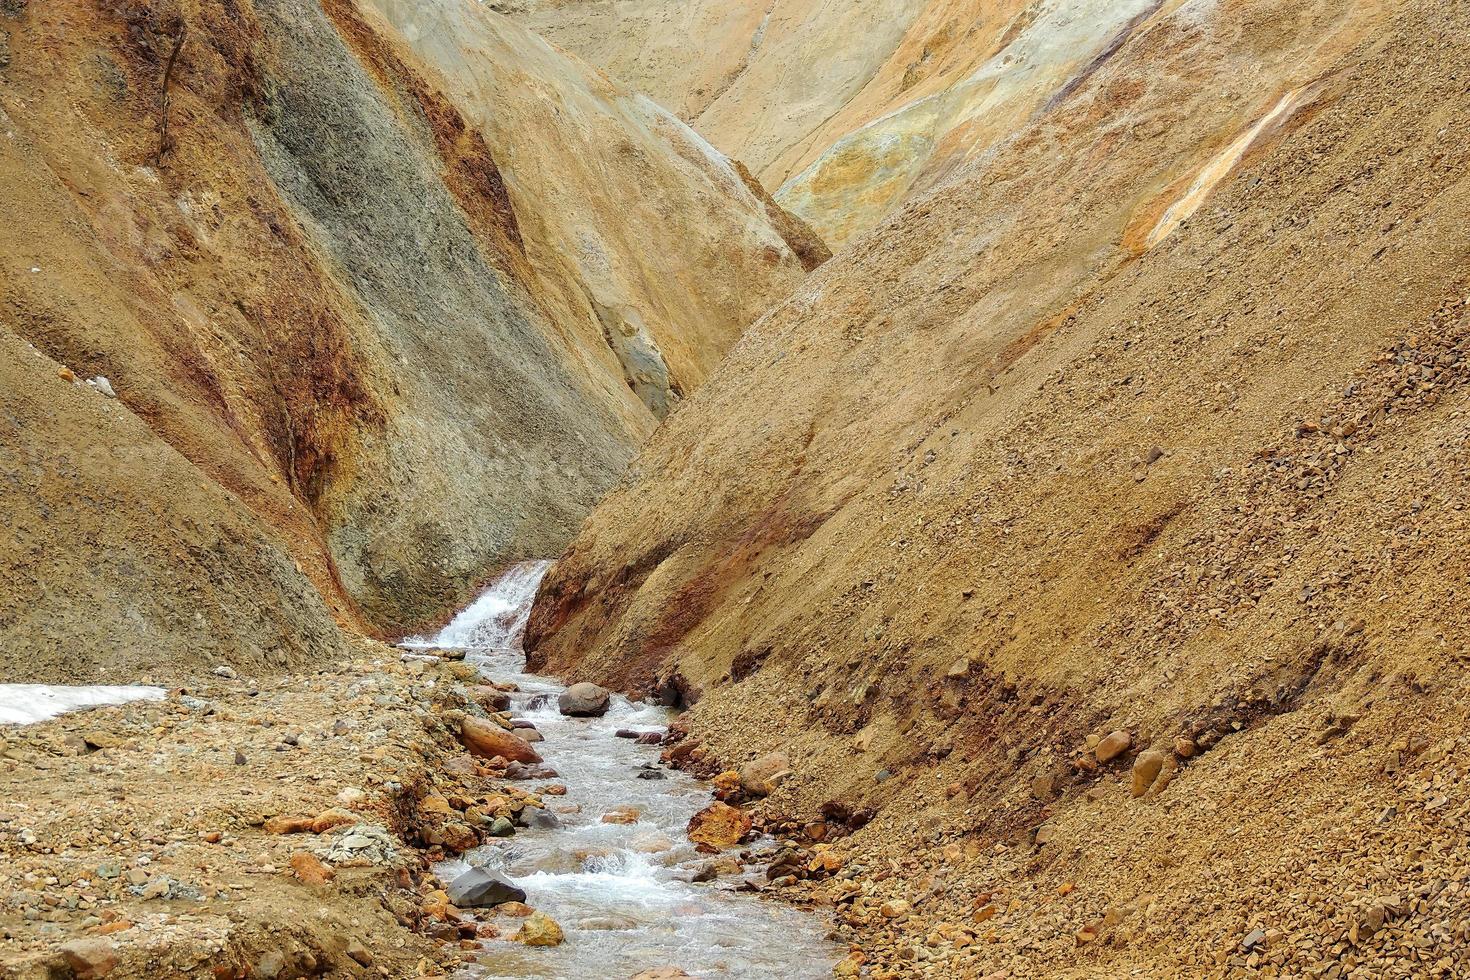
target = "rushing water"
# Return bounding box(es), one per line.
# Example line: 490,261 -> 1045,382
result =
404,562 -> 837,979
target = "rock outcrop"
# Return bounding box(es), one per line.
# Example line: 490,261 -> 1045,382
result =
0,0 -> 820,681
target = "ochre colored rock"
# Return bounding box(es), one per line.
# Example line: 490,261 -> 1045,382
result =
687,801 -> 752,851
460,716 -> 543,764
1094,731 -> 1132,764
515,911 -> 565,946
264,816 -> 316,835
310,808 -> 357,833
1131,749 -> 1169,797
288,851 -> 335,886
601,805 -> 641,825
738,751 -> 790,797
58,938 -> 117,979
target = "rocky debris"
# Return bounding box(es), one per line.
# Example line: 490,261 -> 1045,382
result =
0,645 -> 514,977
514,910 -> 565,946
446,867 -> 526,908
687,802 -> 752,851
459,716 -> 543,764
558,681 -> 611,717
630,969 -> 693,980
319,824 -> 398,866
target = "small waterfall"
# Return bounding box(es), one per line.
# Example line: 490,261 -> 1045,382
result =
406,560 -> 552,651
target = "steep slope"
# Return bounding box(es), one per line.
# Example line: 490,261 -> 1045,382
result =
0,0 -> 819,681
513,0 -> 1387,246
527,0 -> 1470,973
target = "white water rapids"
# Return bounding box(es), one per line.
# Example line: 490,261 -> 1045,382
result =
404,562 -> 837,979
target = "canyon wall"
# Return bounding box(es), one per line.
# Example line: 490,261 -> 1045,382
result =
0,0 -> 820,681
528,0 -> 1470,971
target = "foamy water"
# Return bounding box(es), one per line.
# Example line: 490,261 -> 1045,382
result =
413,562 -> 837,979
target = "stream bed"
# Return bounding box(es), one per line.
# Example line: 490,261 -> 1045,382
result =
405,561 -> 838,979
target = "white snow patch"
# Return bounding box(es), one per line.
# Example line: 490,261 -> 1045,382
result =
0,685 -> 166,726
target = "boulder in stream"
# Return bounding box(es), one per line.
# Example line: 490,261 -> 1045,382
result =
558,682 -> 611,717
520,808 -> 561,830
445,867 -> 526,908
515,911 -> 565,946
687,801 -> 752,851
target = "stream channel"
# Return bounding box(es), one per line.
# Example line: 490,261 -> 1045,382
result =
404,561 -> 838,979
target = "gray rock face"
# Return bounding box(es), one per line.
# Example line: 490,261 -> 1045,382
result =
558,682 -> 611,717
446,867 -> 526,908
521,808 -> 562,830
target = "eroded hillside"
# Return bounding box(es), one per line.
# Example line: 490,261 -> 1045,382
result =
0,0 -> 821,681
527,0 -> 1470,974
515,0 -> 1391,247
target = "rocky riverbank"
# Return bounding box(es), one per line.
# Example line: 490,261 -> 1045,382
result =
0,641 -> 490,977
0,634 -> 837,978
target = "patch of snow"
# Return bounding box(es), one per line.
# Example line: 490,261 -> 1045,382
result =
0,685 -> 166,726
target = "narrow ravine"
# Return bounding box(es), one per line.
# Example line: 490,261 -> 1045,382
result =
405,562 -> 838,979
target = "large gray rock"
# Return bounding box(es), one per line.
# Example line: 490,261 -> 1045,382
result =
558,682 -> 611,717
446,867 -> 526,908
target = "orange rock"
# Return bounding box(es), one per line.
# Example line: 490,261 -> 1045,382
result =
1058,882 -> 1076,896
514,911 -> 564,946
809,850 -> 844,873
601,806 -> 641,825
712,769 -> 742,794
289,851 -> 335,886
201,831 -> 222,844
460,716 -> 543,764
264,816 -> 316,835
541,784 -> 568,796
498,901 -> 534,917
417,796 -> 454,816
686,801 -> 752,850
91,921 -> 134,936
311,808 -> 357,833
440,822 -> 478,853
58,367 -> 75,382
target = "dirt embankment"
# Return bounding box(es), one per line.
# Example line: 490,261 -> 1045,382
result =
0,647 -> 573,978
527,0 -> 1470,975
0,0 -> 821,682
